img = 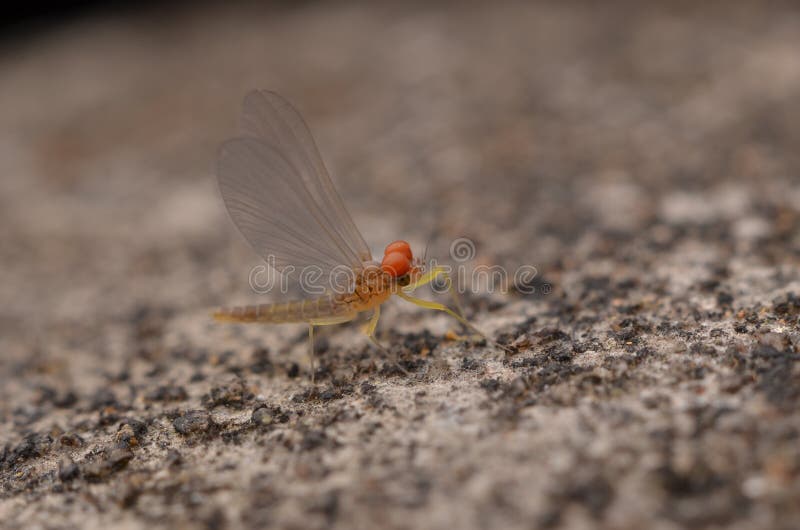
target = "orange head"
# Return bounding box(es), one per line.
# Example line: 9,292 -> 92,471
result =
380,240 -> 413,278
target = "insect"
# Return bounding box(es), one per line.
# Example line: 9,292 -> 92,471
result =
213,90 -> 491,380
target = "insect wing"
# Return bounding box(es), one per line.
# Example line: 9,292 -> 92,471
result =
217,91 -> 372,291
240,91 -> 371,262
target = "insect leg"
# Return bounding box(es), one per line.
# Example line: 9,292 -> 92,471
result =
306,313 -> 357,382
405,266 -> 468,320
365,304 -> 380,336
364,305 -> 387,352
363,306 -> 409,375
308,324 -> 316,384
396,290 -> 474,333
405,265 -> 448,291
396,289 -> 511,355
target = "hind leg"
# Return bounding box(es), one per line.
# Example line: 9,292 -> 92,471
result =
307,313 -> 357,383
363,306 -> 408,375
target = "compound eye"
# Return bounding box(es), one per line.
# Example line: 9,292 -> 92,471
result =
384,240 -> 412,260
380,251 -> 411,278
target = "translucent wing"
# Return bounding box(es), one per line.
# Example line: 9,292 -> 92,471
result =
217,90 -> 372,287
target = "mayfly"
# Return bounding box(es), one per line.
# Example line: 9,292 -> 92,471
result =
214,90 -> 491,379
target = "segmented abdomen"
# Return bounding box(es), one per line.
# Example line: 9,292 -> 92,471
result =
213,294 -> 351,324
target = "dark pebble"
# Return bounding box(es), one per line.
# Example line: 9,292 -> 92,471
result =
300,430 -> 327,451
461,357 -> 481,371
57,433 -> 84,448
108,447 -> 134,470
6,433 -> 52,468
123,418 -> 148,438
717,292 -> 734,306
287,363 -> 300,379
90,388 -> 120,411
250,348 -> 273,374
58,459 -> 80,482
165,449 -> 183,467
82,446 -> 133,481
54,391 -> 78,408
252,407 -> 273,427
203,378 -> 251,408
145,385 -> 188,402
480,378 -> 501,392
319,388 -> 341,401
173,410 -> 211,435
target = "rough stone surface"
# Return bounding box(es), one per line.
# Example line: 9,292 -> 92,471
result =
1,2 -> 800,529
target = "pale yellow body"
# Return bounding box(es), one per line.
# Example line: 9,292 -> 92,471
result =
214,266 -> 493,381
213,288 -> 393,324
213,265 -> 396,325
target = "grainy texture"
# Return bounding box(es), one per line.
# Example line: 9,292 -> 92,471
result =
2,2 -> 800,529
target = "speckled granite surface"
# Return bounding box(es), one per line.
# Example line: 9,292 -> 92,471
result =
1,2 -> 799,529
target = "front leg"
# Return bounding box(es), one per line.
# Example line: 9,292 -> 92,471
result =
404,266 -> 468,321
396,290 -> 478,337
405,265 -> 449,291
400,268 -> 511,354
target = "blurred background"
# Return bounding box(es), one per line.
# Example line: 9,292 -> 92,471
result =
1,1 -> 799,529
